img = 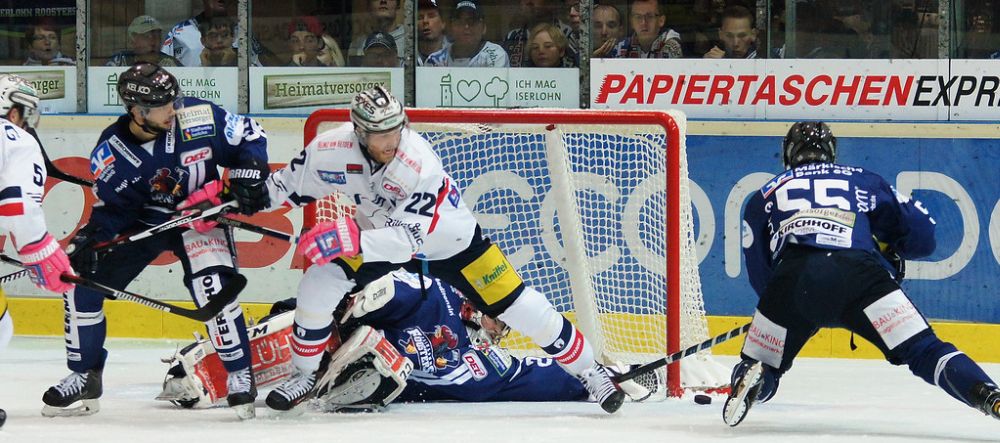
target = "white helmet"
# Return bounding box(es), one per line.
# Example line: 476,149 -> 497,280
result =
350,85 -> 406,139
0,74 -> 40,129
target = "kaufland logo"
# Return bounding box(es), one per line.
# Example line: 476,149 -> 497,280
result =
594,73 -> 1000,107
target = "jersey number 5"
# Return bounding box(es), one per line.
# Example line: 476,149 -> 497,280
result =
776,178 -> 851,211
404,192 -> 436,217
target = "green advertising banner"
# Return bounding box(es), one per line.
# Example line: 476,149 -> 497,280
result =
250,67 -> 404,114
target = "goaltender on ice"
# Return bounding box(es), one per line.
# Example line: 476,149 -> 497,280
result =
252,85 -> 627,414
158,270 -> 661,410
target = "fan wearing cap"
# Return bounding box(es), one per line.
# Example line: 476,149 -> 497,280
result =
360,31 -> 401,67
348,0 -> 405,66
107,15 -> 182,67
287,16 -> 346,67
426,0 -> 509,67
416,0 -> 449,66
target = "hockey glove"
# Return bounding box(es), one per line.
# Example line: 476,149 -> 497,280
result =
66,225 -> 103,275
876,239 -> 906,283
177,180 -> 225,233
19,233 -> 75,294
227,158 -> 270,216
296,218 -> 361,266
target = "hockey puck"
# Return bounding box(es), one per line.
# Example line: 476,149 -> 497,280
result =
0,408 -> 6,428
694,394 -> 712,405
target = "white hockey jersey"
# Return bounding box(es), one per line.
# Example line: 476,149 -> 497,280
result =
0,118 -> 48,248
266,125 -> 479,264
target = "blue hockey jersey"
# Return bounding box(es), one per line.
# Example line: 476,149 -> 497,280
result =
359,272 -> 588,402
87,97 -> 267,241
742,162 -> 936,296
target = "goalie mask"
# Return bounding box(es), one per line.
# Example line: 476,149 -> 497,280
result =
0,74 -> 41,129
782,121 -> 836,169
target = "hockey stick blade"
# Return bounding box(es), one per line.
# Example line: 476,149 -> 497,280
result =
0,254 -> 246,322
215,216 -> 292,242
97,200 -> 239,251
613,323 -> 752,383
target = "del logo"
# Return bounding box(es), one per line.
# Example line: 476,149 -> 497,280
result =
181,147 -> 213,166
462,351 -> 488,380
447,184 -> 460,207
382,180 -> 406,199
90,142 -> 116,176
317,170 -> 347,184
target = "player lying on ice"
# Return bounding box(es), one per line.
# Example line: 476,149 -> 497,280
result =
157,270 -> 660,410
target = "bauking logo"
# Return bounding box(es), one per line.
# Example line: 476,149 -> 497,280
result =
594,73 -> 1000,108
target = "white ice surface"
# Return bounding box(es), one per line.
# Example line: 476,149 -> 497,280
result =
1,336 -> 998,443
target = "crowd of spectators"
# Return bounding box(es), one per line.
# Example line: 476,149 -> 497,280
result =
2,0 -> 998,68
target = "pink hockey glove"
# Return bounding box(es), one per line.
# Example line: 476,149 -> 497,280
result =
19,233 -> 75,294
177,180 -> 225,233
296,218 -> 361,266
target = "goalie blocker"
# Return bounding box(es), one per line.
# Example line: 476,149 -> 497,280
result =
158,311 -> 411,411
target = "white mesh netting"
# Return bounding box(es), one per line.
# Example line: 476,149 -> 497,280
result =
309,110 -> 727,393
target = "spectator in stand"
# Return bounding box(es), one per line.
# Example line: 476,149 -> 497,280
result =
610,0 -> 682,58
426,0 -> 509,67
107,16 -> 182,67
198,16 -> 237,67
348,0 -> 405,67
503,0 -> 557,67
592,3 -> 624,58
286,16 -> 345,67
162,0 -> 262,67
23,19 -> 73,66
703,6 -> 757,59
360,31 -> 401,68
557,0 -> 582,57
417,0 -> 449,66
527,22 -> 576,67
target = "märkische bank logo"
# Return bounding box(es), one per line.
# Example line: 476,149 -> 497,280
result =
264,72 -> 391,109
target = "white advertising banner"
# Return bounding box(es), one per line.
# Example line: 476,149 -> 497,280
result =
589,58 -> 999,121
88,66 -> 239,114
416,67 -> 579,108
5,66 -> 77,113
249,67 -> 404,114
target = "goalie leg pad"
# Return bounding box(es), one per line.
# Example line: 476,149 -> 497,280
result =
314,325 -> 414,412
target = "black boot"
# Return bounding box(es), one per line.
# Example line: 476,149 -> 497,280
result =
970,382 -> 1000,420
41,368 -> 103,417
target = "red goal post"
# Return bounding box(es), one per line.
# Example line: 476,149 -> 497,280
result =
303,108 -> 716,397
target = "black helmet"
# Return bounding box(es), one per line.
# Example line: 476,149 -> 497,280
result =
782,121 -> 836,169
116,62 -> 180,110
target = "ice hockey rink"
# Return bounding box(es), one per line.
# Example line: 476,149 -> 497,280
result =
1,336 -> 997,443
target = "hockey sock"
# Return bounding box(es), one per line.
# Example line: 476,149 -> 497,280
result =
65,289 -> 108,373
289,319 -> 334,373
192,274 -> 252,372
498,287 -> 596,375
902,334 -> 995,406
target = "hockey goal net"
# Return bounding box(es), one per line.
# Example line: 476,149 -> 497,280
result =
302,108 -> 726,397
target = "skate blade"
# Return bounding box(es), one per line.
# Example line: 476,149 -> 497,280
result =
722,363 -> 762,427
266,402 -> 308,419
41,399 -> 100,417
231,403 -> 256,420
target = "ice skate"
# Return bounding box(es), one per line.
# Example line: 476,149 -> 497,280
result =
579,363 -> 625,413
41,368 -> 103,417
723,361 -> 763,426
971,382 -> 1000,420
265,366 -> 317,412
226,367 -> 257,420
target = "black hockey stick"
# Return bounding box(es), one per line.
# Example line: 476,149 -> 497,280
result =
215,216 -> 292,242
95,200 -> 239,252
27,127 -> 95,187
613,323 -> 751,383
0,254 -> 245,322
